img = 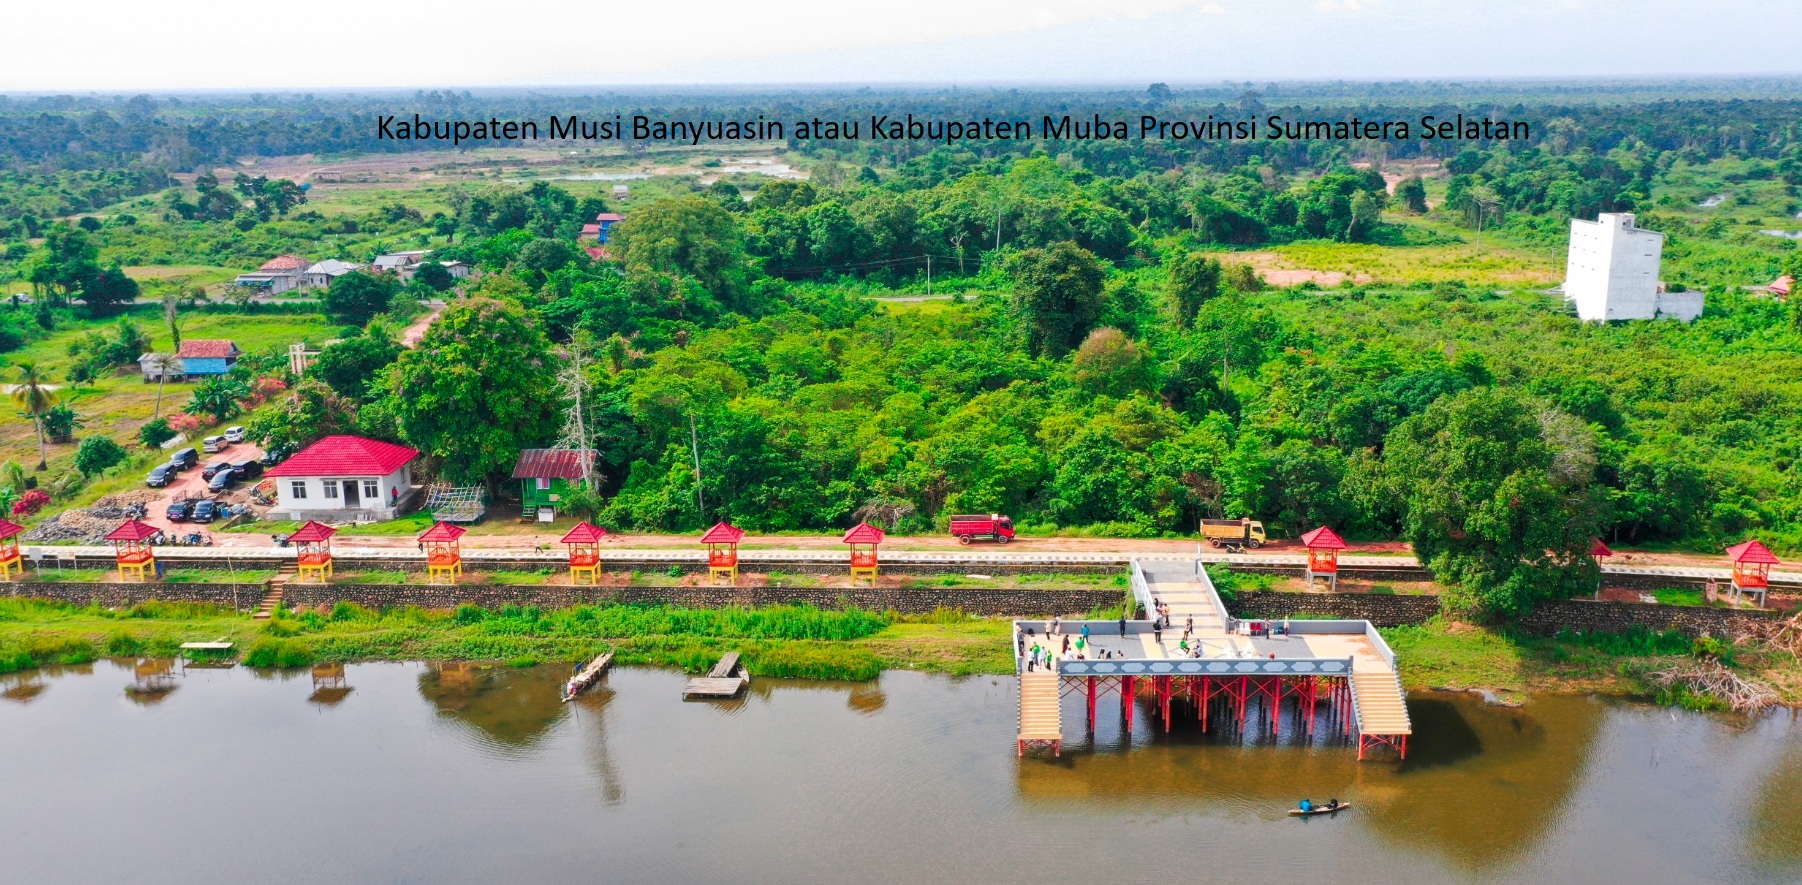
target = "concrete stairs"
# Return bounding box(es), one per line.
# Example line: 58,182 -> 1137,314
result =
1350,671 -> 1412,736
1018,670 -> 1063,752
253,566 -> 296,620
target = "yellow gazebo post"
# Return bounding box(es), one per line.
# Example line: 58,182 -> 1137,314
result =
420,521 -> 467,584
107,518 -> 161,582
291,520 -> 338,582
0,519 -> 24,580
562,521 -> 608,584
842,522 -> 885,586
700,521 -> 746,585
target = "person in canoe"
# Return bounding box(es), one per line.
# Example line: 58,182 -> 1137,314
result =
1299,799 -> 1312,813
1326,798 -> 1340,811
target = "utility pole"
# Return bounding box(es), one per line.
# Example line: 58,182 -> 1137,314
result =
925,254 -> 931,298
994,200 -> 1003,251
689,413 -> 705,519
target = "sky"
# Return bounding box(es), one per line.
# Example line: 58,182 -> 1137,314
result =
8,0 -> 1802,92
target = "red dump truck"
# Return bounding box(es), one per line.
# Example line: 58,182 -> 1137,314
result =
949,514 -> 1015,544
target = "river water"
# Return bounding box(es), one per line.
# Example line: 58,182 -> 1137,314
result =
2,662 -> 1799,885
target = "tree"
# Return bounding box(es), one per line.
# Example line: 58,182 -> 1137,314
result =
322,272 -> 401,326
80,265 -> 140,316
11,362 -> 57,470
73,435 -> 127,476
309,333 -> 402,401
1376,388 -> 1603,619
609,196 -> 750,312
39,403 -> 81,442
184,376 -> 249,423
139,417 -> 174,449
383,297 -> 559,487
1008,242 -> 1106,357
244,379 -> 355,451
1166,252 -> 1223,328
413,260 -> 455,292
1071,328 -> 1150,398
1395,175 -> 1428,213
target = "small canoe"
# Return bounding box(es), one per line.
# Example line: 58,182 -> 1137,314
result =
1288,803 -> 1351,816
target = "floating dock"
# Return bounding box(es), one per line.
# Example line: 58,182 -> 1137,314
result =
1015,560 -> 1411,760
562,651 -> 614,702
684,652 -> 750,699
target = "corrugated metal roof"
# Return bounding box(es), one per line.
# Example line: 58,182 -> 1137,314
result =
841,523 -> 886,544
106,519 -> 161,541
699,522 -> 745,544
287,520 -> 338,543
561,522 -> 608,544
259,255 -> 309,272
419,521 -> 467,542
511,449 -> 594,480
266,435 -> 420,478
177,339 -> 239,359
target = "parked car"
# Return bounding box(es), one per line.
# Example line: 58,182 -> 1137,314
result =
146,464 -> 177,488
224,426 -> 246,443
166,499 -> 195,522
230,460 -> 264,480
202,435 -> 229,453
169,448 -> 199,470
201,461 -> 232,481
259,445 -> 294,467
190,500 -> 219,523
207,468 -> 238,493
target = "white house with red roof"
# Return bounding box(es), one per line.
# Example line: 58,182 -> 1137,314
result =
265,434 -> 422,522
233,255 -> 310,294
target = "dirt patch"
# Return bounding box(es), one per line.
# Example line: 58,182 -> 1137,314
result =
1227,252 -> 1372,287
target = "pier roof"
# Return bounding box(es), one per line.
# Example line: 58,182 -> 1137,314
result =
561,521 -> 608,544
1728,540 -> 1780,565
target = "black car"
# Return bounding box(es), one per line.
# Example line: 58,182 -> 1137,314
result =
166,499 -> 195,522
260,445 -> 294,467
201,461 -> 232,481
207,468 -> 238,493
146,464 -> 176,488
230,460 -> 264,481
190,500 -> 219,523
169,448 -> 199,470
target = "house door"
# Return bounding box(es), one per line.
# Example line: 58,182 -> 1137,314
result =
343,480 -> 360,506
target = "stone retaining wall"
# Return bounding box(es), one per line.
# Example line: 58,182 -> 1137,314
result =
281,583 -> 1121,616
1227,591 -> 1442,627
1,581 -> 262,610
1516,598 -> 1783,637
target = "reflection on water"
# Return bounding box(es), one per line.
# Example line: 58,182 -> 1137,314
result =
2,663 -> 1800,885
124,657 -> 178,705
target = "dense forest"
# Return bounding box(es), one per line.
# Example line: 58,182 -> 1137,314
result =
4,84 -> 1802,615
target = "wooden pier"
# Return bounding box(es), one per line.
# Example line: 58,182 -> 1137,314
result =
562,652 -> 614,702
684,651 -> 750,699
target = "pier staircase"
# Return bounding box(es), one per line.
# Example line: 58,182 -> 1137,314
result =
1350,669 -> 1412,759
253,566 -> 295,621
1017,670 -> 1062,756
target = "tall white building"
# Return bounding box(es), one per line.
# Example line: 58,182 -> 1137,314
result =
1562,213 -> 1701,322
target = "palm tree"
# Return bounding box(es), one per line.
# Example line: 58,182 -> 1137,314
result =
11,362 -> 58,470
149,352 -> 181,418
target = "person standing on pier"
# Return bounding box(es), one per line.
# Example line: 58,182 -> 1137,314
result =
1153,622 -> 1162,646
1051,616 -> 1061,636
1118,615 -> 1127,637
1061,635 -> 1071,655
1081,624 -> 1090,644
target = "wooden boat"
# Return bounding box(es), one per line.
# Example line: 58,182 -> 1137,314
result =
561,652 -> 614,702
1288,803 -> 1352,816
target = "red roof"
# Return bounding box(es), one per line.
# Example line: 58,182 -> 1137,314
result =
580,224 -> 601,235
841,523 -> 886,545
419,521 -> 466,543
1298,526 -> 1347,550
699,521 -> 745,544
177,339 -> 239,359
0,519 -> 22,540
561,521 -> 608,544
595,213 -> 623,222
259,255 -> 309,272
1727,540 -> 1781,565
511,449 -> 594,480
585,246 -> 610,261
1771,275 -> 1793,297
287,520 -> 338,544
106,519 -> 162,542
266,435 -> 419,478
1589,538 -> 1614,558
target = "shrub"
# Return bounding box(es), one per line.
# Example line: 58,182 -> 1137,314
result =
12,489 -> 49,516
138,418 -> 174,450
244,637 -> 314,668
73,436 -> 129,476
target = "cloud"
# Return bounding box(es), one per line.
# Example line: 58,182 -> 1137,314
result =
1315,0 -> 1380,10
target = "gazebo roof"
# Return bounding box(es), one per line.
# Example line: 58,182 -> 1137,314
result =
106,518 -> 162,542
841,522 -> 886,545
561,521 -> 608,544
418,521 -> 467,543
1589,538 -> 1614,557
1298,526 -> 1347,550
1727,540 -> 1781,565
699,521 -> 745,544
0,519 -> 23,540
287,520 -> 338,544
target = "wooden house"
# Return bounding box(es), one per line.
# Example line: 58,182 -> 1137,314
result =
511,448 -> 595,521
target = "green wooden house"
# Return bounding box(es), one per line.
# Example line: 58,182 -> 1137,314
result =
511,449 -> 595,521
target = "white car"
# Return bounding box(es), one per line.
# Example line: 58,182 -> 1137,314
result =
202,435 -> 229,453
224,426 -> 246,443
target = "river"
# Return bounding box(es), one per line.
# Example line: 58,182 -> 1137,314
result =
2,662 -> 1799,884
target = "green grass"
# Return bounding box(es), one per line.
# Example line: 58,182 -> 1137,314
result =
159,568 -> 277,584
482,569 -> 556,586
1651,588 -> 1711,607
335,512 -> 436,535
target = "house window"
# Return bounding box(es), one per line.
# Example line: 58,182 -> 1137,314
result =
324,482 -> 339,499
364,480 -> 380,499
536,477 -> 552,490
291,481 -> 307,500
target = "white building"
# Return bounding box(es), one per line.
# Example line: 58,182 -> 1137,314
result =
1563,213 -> 1701,322
265,435 -> 421,522
303,259 -> 364,289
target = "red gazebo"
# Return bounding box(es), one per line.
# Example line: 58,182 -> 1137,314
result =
701,521 -> 745,585
107,518 -> 161,582
562,521 -> 608,584
1299,526 -> 1347,592
420,521 -> 467,584
291,520 -> 338,582
1726,540 -> 1781,607
1589,539 -> 1614,599
0,518 -> 23,580
842,522 -> 885,585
